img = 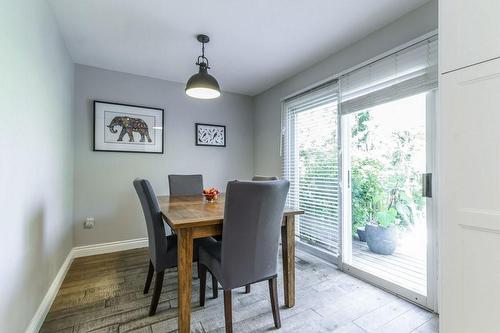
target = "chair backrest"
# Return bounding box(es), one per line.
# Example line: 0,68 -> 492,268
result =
168,174 -> 203,196
221,180 -> 290,289
252,175 -> 279,181
133,179 -> 169,270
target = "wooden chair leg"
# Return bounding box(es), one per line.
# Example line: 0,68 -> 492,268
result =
199,265 -> 207,307
149,270 -> 164,316
143,260 -> 154,294
224,290 -> 233,333
245,284 -> 251,294
212,274 -> 219,299
268,277 -> 281,329
197,262 -> 201,280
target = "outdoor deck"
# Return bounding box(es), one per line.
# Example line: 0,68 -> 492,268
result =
352,239 -> 426,295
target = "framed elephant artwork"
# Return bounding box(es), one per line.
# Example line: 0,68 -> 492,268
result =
93,101 -> 164,154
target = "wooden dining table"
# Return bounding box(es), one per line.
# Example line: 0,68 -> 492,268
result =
157,193 -> 304,333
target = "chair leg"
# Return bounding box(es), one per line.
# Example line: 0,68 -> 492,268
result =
224,290 -> 233,333
212,274 -> 219,299
149,270 -> 164,316
245,284 -> 251,294
199,265 -> 207,307
197,262 -> 201,279
268,277 -> 281,329
143,260 -> 154,294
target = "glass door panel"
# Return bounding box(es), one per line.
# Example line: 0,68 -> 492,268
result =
294,103 -> 339,254
282,84 -> 340,257
342,92 -> 434,304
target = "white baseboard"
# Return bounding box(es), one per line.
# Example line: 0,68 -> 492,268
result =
25,249 -> 74,333
72,237 -> 148,258
26,238 -> 149,333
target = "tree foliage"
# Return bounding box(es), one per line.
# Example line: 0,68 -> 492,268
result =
351,111 -> 425,235
351,158 -> 383,233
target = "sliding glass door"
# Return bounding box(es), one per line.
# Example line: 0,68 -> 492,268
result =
281,35 -> 438,310
340,91 -> 437,308
338,36 -> 438,309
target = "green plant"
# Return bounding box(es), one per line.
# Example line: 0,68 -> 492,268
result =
351,158 -> 384,234
350,109 -> 425,236
384,130 -> 421,229
375,208 -> 399,228
351,111 -> 373,152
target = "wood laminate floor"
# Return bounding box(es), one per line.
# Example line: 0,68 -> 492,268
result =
40,248 -> 438,333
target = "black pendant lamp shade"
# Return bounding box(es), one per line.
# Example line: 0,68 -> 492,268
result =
185,34 -> 221,99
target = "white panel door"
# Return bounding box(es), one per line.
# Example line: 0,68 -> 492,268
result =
439,57 -> 500,333
440,0 -> 500,73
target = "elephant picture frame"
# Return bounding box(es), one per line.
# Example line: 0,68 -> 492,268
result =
93,101 -> 164,154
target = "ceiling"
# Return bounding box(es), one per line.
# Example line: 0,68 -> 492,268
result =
48,0 -> 430,96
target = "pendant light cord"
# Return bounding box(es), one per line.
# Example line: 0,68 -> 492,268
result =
197,40 -> 210,68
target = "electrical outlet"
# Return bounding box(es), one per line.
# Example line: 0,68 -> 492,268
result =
84,217 -> 95,229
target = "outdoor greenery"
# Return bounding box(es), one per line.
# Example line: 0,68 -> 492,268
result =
375,208 -> 399,228
351,111 -> 425,235
291,100 -> 425,246
351,157 -> 384,230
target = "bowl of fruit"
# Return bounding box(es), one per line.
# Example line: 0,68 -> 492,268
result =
203,188 -> 220,202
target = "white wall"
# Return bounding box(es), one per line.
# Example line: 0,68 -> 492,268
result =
73,65 -> 254,246
0,0 -> 74,332
253,0 -> 438,176
439,1 -> 500,331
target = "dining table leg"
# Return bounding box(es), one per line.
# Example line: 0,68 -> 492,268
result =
177,228 -> 193,333
281,215 -> 295,308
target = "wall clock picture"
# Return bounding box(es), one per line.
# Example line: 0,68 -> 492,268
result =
195,123 -> 226,147
94,101 -> 164,154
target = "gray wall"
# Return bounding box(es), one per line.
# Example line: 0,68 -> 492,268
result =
253,0 -> 438,176
0,0 -> 74,332
73,65 -> 254,246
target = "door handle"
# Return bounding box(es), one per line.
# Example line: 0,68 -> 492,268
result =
422,173 -> 432,198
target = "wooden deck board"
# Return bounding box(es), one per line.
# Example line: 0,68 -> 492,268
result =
352,239 -> 427,294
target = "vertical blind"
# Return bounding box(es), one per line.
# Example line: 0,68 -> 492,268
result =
282,82 -> 340,254
339,35 -> 438,115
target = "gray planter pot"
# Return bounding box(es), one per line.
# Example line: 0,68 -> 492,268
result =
356,227 -> 367,242
365,224 -> 398,255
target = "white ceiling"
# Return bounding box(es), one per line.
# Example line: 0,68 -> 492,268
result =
48,0 -> 430,96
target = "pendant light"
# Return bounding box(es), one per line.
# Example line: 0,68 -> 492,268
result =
185,34 -> 221,99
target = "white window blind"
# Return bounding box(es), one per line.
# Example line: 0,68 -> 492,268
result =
339,35 -> 438,115
282,82 -> 340,254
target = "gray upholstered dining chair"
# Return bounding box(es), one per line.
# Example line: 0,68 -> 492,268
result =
238,174 -> 279,294
133,178 -> 213,316
198,179 -> 290,333
166,174 -> 204,236
252,175 -> 279,181
168,174 -> 203,196
168,174 -> 223,247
